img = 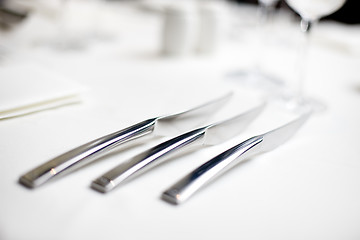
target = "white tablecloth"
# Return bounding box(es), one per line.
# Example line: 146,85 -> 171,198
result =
1,1 -> 360,240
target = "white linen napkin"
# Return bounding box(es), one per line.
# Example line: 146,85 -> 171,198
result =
0,64 -> 85,119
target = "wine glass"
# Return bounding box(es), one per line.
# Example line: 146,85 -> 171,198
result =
254,0 -> 282,84
284,0 -> 346,110
227,0 -> 282,92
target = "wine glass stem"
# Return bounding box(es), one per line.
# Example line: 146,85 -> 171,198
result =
259,2 -> 276,24
295,18 -> 312,99
253,2 -> 277,72
300,18 -> 312,33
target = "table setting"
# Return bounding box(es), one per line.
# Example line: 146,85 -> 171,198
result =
1,0 -> 360,239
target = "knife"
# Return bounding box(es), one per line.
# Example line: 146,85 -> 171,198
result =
91,103 -> 265,193
162,112 -> 311,205
19,93 -> 232,188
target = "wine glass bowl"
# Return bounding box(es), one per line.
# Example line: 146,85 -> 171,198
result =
286,0 -> 346,22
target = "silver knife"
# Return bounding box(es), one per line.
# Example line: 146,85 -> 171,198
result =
162,112 -> 311,205
19,93 -> 232,188
91,103 -> 265,193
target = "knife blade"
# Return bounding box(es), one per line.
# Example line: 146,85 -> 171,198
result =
162,111 -> 311,205
19,93 -> 232,188
91,103 -> 265,193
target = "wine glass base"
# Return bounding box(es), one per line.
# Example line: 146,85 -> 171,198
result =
280,94 -> 327,113
226,69 -> 284,93
225,69 -> 326,114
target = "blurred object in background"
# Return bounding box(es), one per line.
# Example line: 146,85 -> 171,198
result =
161,1 -> 198,56
229,0 -> 360,24
196,0 -> 228,54
161,0 -> 228,56
0,0 -> 124,52
0,0 -> 28,30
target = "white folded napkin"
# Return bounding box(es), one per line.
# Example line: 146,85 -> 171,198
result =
0,64 -> 85,119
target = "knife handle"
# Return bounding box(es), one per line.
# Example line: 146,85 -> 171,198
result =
91,128 -> 207,193
162,136 -> 264,205
19,118 -> 158,188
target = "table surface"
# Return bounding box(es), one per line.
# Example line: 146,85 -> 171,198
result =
1,1 -> 360,240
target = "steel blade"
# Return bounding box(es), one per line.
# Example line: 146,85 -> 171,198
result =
203,103 -> 266,145
154,92 -> 232,136
260,112 -> 311,152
